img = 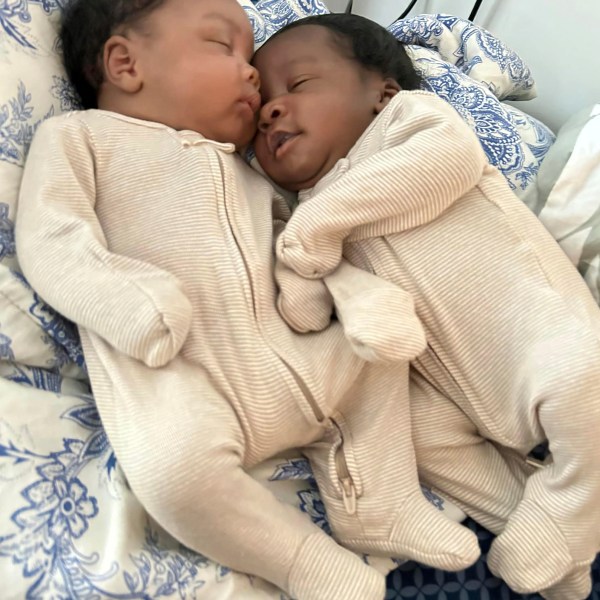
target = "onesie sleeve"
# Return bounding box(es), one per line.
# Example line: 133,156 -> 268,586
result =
15,115 -> 192,368
276,91 -> 488,279
276,212 -> 426,360
273,219 -> 334,333
324,260 -> 427,362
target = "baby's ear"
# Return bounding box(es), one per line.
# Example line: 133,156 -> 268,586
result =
103,35 -> 143,94
375,77 -> 401,113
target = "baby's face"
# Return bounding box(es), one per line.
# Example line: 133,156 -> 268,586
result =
253,25 -> 384,191
133,0 -> 260,147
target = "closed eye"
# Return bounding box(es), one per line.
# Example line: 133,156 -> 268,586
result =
210,40 -> 232,51
290,79 -> 310,91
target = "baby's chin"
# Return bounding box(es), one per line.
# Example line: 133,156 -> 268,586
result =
231,134 -> 256,152
262,159 -> 337,193
284,159 -> 341,192
279,176 -> 317,193
262,169 -> 317,193
238,127 -> 260,150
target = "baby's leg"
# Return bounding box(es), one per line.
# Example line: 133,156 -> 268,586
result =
487,328 -> 600,596
110,363 -> 385,600
410,372 -> 531,535
305,361 -> 480,571
410,372 -> 594,599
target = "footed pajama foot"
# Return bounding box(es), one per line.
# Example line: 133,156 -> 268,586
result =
288,532 -> 386,600
541,565 -> 593,600
338,490 -> 481,571
487,498 -> 581,593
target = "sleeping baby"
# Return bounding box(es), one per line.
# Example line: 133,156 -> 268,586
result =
14,1 -> 486,599
253,13 -> 600,600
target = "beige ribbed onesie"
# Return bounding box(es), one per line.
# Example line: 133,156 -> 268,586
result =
276,90 -> 600,599
15,110 -> 483,600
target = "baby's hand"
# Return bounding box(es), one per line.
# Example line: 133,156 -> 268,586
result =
325,262 -> 426,363
114,274 -> 192,367
275,259 -> 333,333
276,217 -> 344,279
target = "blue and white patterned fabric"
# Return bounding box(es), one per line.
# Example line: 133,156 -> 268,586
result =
0,1 -> 586,599
388,14 -> 554,196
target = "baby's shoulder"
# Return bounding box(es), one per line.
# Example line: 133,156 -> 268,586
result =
34,110 -> 88,136
33,110 -> 121,147
27,111 -> 98,160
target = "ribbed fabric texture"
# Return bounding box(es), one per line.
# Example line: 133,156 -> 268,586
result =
277,90 -> 600,596
15,108 -> 479,598
288,532 -> 386,600
277,90 -> 489,279
277,257 -> 427,362
540,565 -> 593,600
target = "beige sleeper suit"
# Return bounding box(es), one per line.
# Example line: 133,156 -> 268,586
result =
15,110 -> 482,600
276,90 -> 600,599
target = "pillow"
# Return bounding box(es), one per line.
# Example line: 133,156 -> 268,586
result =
522,105 -> 599,215
389,14 -> 555,197
534,105 -> 600,303
244,0 -> 329,46
0,1 -> 83,385
389,13 -> 536,102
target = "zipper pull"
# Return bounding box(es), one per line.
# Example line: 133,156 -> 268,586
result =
525,456 -> 545,469
341,477 -> 357,515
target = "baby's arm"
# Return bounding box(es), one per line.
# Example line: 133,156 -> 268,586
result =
277,210 -> 425,359
277,91 -> 488,278
277,257 -> 426,361
325,261 -> 426,362
15,116 -> 192,367
274,218 -> 334,332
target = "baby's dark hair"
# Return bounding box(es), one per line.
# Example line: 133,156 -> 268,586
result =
265,13 -> 422,90
60,0 -> 167,109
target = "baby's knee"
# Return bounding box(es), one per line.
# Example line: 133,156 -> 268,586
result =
126,427 -> 244,518
536,346 -> 600,428
411,395 -> 479,453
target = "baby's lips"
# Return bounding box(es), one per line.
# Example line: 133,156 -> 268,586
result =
246,92 -> 261,114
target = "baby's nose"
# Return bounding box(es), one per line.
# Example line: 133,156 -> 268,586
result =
258,103 -> 283,132
248,65 -> 260,89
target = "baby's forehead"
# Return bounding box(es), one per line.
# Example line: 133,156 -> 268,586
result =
195,2 -> 254,34
276,24 -> 336,48
255,26 -> 342,68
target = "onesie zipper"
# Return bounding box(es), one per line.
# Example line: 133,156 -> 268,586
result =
277,354 -> 325,422
283,356 -> 361,515
525,456 -> 545,469
332,419 -> 358,515
219,156 -> 325,424
229,232 -> 325,422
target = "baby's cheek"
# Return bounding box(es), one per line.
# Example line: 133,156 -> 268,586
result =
253,137 -> 270,169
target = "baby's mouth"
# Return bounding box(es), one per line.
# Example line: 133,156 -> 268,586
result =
269,131 -> 298,158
